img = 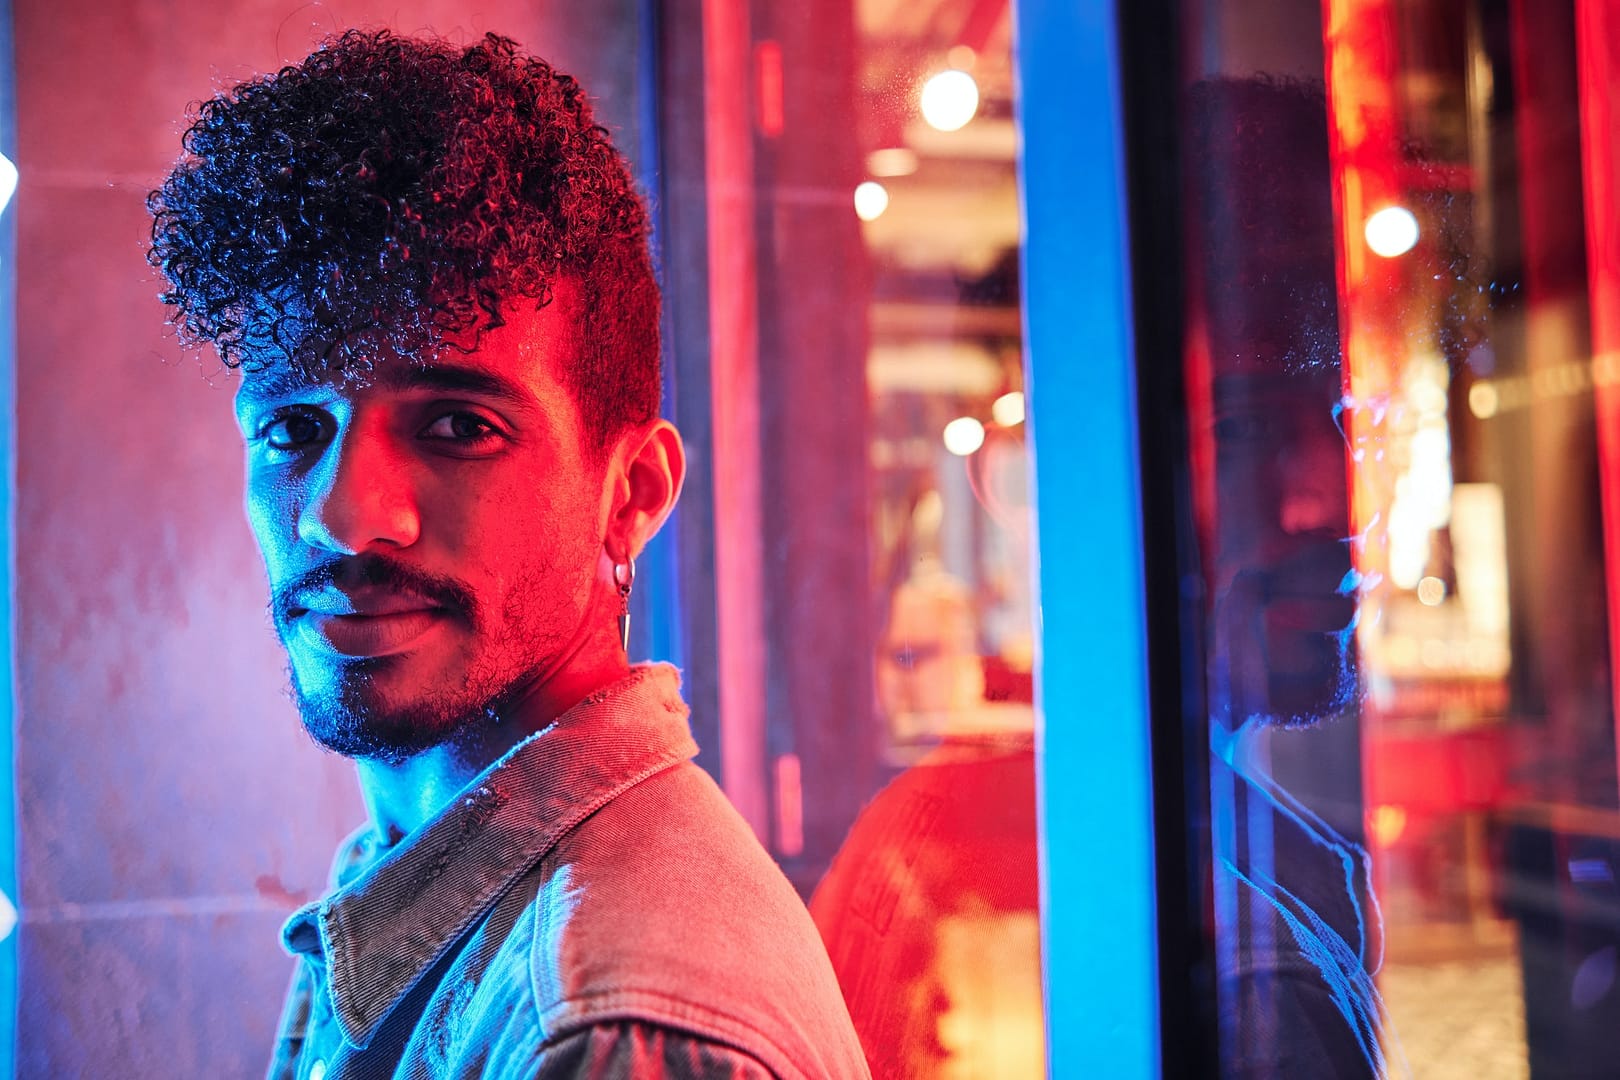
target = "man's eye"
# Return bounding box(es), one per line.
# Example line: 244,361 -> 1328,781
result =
420,412 -> 500,442
259,410 -> 329,451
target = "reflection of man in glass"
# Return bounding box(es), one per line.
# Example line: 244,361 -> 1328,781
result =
1188,77 -> 1394,1078
1206,339 -> 1359,727
875,562 -> 987,750
813,564 -> 1042,1079
148,30 -> 868,1078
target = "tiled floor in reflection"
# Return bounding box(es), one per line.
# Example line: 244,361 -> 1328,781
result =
1381,958 -> 1528,1079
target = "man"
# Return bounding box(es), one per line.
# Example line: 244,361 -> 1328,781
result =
148,29 -> 869,1080
1187,76 -> 1393,1078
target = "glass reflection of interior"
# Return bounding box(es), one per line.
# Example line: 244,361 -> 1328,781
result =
1184,1 -> 1620,1076
733,2 -> 1045,1077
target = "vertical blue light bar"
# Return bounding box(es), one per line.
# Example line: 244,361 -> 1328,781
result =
0,0 -> 17,1070
1011,0 -> 1160,1075
629,0 -> 686,672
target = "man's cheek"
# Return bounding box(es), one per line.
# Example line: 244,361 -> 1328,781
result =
243,487 -> 284,563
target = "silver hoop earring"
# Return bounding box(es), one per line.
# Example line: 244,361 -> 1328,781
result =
614,557 -> 636,654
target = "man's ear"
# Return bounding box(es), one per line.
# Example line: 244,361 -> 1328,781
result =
606,419 -> 686,560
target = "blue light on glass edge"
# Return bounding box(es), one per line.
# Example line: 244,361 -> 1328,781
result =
1,0 -> 22,1068
1012,0 -> 1161,1075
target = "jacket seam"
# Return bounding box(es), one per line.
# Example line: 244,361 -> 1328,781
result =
535,988 -> 808,1080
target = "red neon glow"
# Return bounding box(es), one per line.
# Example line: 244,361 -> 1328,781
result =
754,40 -> 785,138
955,0 -> 1007,57
1322,0 -> 1404,604
1321,0 -> 1404,912
774,752 -> 804,857
705,0 -> 769,839
1575,0 -> 1620,789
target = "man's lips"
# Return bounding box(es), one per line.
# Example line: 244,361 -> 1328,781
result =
298,610 -> 446,658
1265,594 -> 1359,633
288,588 -> 450,658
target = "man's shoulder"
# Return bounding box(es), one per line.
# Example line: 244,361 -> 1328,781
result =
1216,774 -> 1391,1079
508,759 -> 869,1079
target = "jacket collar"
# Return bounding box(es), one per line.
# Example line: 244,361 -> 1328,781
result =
280,664 -> 697,1050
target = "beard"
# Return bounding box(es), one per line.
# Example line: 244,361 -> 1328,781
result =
287,653 -> 514,764
1259,619 -> 1360,727
1215,561 -> 1363,729
274,554 -> 581,764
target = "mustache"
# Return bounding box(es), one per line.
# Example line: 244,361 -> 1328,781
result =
1220,537 -> 1353,599
1260,540 -> 1356,599
272,553 -> 477,624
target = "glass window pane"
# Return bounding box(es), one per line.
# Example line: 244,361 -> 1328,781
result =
1178,1 -> 1620,1075
699,4 -> 1045,1075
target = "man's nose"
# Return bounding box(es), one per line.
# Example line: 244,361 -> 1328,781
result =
1280,487 -> 1341,534
1277,437 -> 1350,535
297,424 -> 422,554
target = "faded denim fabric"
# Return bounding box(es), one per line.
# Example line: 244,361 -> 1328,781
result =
1212,739 -> 1394,1079
268,665 -> 871,1080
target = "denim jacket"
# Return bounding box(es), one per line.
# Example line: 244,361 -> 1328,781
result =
267,665 -> 871,1080
1212,724 -> 1394,1079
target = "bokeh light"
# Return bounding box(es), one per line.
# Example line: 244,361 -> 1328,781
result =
1364,205 -> 1420,258
1468,381 -> 1500,419
1417,575 -> 1447,606
920,69 -> 980,133
943,416 -> 986,456
866,147 -> 918,178
854,180 -> 890,222
992,391 -> 1026,427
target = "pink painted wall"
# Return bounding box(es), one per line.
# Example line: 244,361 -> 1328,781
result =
12,2 -> 644,1071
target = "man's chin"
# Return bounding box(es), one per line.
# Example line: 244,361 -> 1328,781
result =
290,661 -> 482,764
1253,617 -> 1360,727
297,698 -> 464,763
1263,662 -> 1360,728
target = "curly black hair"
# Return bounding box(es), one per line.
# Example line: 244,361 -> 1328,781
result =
148,28 -> 660,450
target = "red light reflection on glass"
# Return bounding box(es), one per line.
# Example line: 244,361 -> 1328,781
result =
1575,1 -> 1620,782
754,41 -> 784,138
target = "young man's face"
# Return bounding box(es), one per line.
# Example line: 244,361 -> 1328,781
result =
234,290 -> 610,761
1207,352 -> 1358,725
1192,92 -> 1359,728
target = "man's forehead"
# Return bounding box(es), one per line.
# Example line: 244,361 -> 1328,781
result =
234,354 -> 533,406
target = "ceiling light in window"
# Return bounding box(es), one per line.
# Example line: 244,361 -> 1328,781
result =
854,181 -> 890,222
992,391 -> 1025,427
1365,205 -> 1419,258
921,69 -> 980,133
943,416 -> 986,456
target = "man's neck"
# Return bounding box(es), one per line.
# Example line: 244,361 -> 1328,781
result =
354,632 -> 633,845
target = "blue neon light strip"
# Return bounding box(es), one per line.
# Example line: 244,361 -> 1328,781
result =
1011,0 -> 1160,1074
0,0 -> 17,1069
630,0 -> 686,673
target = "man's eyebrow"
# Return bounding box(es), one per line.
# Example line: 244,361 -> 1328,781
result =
379,364 -> 533,406
235,368 -> 312,408
234,364 -> 534,408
